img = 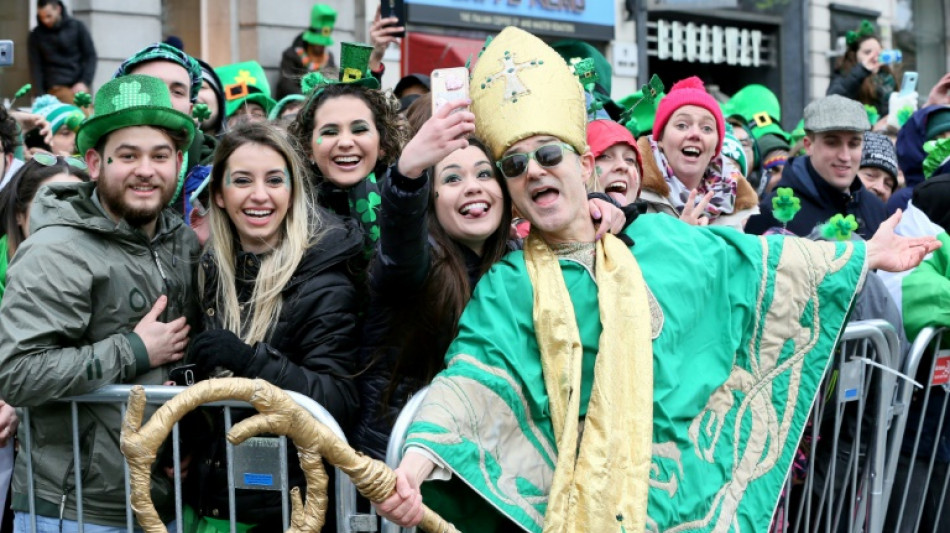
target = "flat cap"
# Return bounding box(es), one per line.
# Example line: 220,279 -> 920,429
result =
804,95 -> 870,133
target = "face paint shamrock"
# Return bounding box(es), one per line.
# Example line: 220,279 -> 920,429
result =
114,81 -> 152,109
771,187 -> 801,226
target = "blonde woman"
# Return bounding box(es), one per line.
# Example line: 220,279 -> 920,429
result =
186,122 -> 362,531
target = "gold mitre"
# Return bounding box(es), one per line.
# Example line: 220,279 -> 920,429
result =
471,27 -> 587,159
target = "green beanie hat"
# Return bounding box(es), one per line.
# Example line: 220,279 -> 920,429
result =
721,123 -> 748,177
303,4 -> 336,47
926,107 -> 950,141
31,95 -> 85,134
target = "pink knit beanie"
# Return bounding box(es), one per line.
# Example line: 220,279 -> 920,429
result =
652,76 -> 725,156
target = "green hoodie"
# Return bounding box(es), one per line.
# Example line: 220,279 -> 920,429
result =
0,181 -> 201,526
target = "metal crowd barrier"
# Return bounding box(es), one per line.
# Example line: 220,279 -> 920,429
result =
777,319 -> 901,533
381,388 -> 430,533
885,326 -> 950,532
17,384 -> 376,533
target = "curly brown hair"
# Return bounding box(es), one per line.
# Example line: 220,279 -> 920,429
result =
287,84 -> 408,183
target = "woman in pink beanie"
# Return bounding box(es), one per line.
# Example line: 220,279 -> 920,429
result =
636,76 -> 759,229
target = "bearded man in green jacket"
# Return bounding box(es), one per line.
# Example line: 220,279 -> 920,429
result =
0,74 -> 200,531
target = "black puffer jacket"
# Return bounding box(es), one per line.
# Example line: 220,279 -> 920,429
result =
745,156 -> 887,239
354,167 -> 493,460
188,214 -> 362,527
826,64 -> 896,117
27,7 -> 97,92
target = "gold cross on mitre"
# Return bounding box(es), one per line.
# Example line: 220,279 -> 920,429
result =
481,50 -> 542,104
234,69 -> 257,86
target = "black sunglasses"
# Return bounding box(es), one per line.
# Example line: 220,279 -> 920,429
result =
496,143 -> 576,179
31,152 -> 87,171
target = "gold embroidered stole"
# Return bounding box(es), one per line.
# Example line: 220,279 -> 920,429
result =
524,233 -> 653,533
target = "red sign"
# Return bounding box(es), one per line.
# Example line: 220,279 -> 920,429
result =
932,355 -> 950,386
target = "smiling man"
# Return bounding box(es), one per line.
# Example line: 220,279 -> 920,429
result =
746,94 -> 888,238
0,74 -> 200,532
376,27 -> 938,533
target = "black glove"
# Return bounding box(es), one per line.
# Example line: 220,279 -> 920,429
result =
188,329 -> 255,375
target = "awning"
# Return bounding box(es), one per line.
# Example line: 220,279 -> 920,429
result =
403,32 -> 484,77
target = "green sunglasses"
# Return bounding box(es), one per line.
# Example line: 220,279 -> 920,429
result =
31,152 -> 88,172
496,142 -> 576,179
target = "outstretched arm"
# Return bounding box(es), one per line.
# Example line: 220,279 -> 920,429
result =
867,209 -> 942,272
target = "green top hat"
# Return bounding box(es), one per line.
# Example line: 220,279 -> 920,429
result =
215,61 -> 278,117
339,42 -> 378,87
303,4 -> 337,47
76,74 -> 196,154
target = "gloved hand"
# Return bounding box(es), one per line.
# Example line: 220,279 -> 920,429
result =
188,329 -> 255,376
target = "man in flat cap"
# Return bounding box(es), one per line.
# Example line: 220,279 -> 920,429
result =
747,94 -> 888,238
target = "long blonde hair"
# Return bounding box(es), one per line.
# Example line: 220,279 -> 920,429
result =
202,122 -> 322,344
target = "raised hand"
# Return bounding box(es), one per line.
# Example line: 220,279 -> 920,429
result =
133,295 -> 190,368
589,198 -> 626,240
397,99 -> 475,179
867,209 -> 942,272
369,6 -> 404,71
680,189 -> 715,226
925,73 -> 950,107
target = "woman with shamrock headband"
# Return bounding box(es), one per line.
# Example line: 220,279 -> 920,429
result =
827,20 -> 899,117
287,44 -> 408,261
182,122 -> 363,532
636,76 -> 760,229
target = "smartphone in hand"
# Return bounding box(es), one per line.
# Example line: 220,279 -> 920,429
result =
899,71 -> 919,97
430,67 -> 470,115
380,0 -> 406,38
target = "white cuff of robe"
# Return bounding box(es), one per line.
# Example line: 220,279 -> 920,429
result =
404,447 -> 452,481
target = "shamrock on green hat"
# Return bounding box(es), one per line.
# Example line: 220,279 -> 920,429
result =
76,74 -> 196,154
215,61 -> 278,117
303,4 -> 337,47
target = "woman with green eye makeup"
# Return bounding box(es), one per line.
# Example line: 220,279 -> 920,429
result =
287,82 -> 409,260
183,122 -> 363,532
637,77 -> 760,229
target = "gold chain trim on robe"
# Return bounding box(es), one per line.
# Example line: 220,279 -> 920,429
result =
525,232 -> 653,533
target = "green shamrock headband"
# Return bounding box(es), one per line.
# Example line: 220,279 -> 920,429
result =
846,20 -> 876,48
771,187 -> 801,227
820,214 -> 859,241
